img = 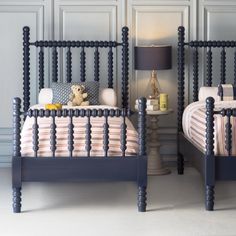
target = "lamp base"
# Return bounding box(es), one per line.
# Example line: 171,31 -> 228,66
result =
149,70 -> 159,99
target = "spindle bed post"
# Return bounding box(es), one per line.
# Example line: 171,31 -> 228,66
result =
12,97 -> 22,213
23,26 -> 30,113
122,27 -> 129,109
137,97 -> 147,212
177,26 -> 185,175
205,97 -> 215,211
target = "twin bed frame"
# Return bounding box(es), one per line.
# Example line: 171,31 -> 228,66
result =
177,26 -> 236,211
12,26 -> 148,213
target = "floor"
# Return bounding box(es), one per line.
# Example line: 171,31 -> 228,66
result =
1,167 -> 236,236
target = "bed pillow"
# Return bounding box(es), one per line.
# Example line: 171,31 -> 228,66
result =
99,88 -> 117,106
38,88 -> 53,104
51,81 -> 100,105
198,87 -> 221,102
218,84 -> 236,101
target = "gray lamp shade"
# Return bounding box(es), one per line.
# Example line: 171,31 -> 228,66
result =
134,45 -> 172,70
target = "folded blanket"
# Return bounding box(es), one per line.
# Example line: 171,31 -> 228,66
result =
218,84 -> 236,101
182,100 -> 236,155
198,87 -> 220,101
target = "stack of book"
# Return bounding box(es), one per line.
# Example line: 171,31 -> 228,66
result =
135,99 -> 159,111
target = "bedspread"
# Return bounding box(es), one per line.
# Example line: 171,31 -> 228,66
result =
182,100 -> 236,155
21,105 -> 138,157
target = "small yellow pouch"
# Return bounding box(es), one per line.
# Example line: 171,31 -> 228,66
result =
45,103 -> 62,110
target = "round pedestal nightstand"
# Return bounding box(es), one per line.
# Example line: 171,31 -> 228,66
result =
146,109 -> 173,176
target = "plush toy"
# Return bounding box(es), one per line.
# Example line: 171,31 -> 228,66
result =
45,103 -> 62,110
67,84 -> 90,106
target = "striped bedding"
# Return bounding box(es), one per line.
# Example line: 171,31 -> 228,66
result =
21,105 -> 138,157
182,100 -> 236,155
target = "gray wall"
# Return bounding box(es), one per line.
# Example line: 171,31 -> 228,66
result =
1,0 -> 236,165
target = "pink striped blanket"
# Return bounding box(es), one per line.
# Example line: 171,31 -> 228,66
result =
21,105 -> 138,157
182,100 -> 236,155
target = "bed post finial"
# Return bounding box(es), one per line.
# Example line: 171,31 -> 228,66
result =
122,26 -> 129,110
23,26 -> 30,113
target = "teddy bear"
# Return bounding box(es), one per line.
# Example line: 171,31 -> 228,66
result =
67,84 -> 90,106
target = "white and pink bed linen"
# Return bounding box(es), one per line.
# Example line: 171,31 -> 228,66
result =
182,100 -> 236,155
21,104 -> 138,157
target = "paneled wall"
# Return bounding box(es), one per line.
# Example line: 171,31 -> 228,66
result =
0,0 -> 236,165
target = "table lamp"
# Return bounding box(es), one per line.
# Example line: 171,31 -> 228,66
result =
134,45 -> 172,99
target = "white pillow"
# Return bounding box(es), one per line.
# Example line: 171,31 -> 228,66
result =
99,88 -> 117,106
198,87 -> 221,102
38,87 -> 117,106
38,88 -> 53,104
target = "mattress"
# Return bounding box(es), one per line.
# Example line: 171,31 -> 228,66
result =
21,104 -> 138,157
182,100 -> 236,155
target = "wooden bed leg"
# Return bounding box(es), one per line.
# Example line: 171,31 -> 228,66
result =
138,186 -> 147,212
205,185 -> 214,211
177,153 -> 184,175
13,187 -> 22,213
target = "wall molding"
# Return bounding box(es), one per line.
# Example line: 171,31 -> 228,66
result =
0,1 -> 50,164
1,0 -> 236,166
